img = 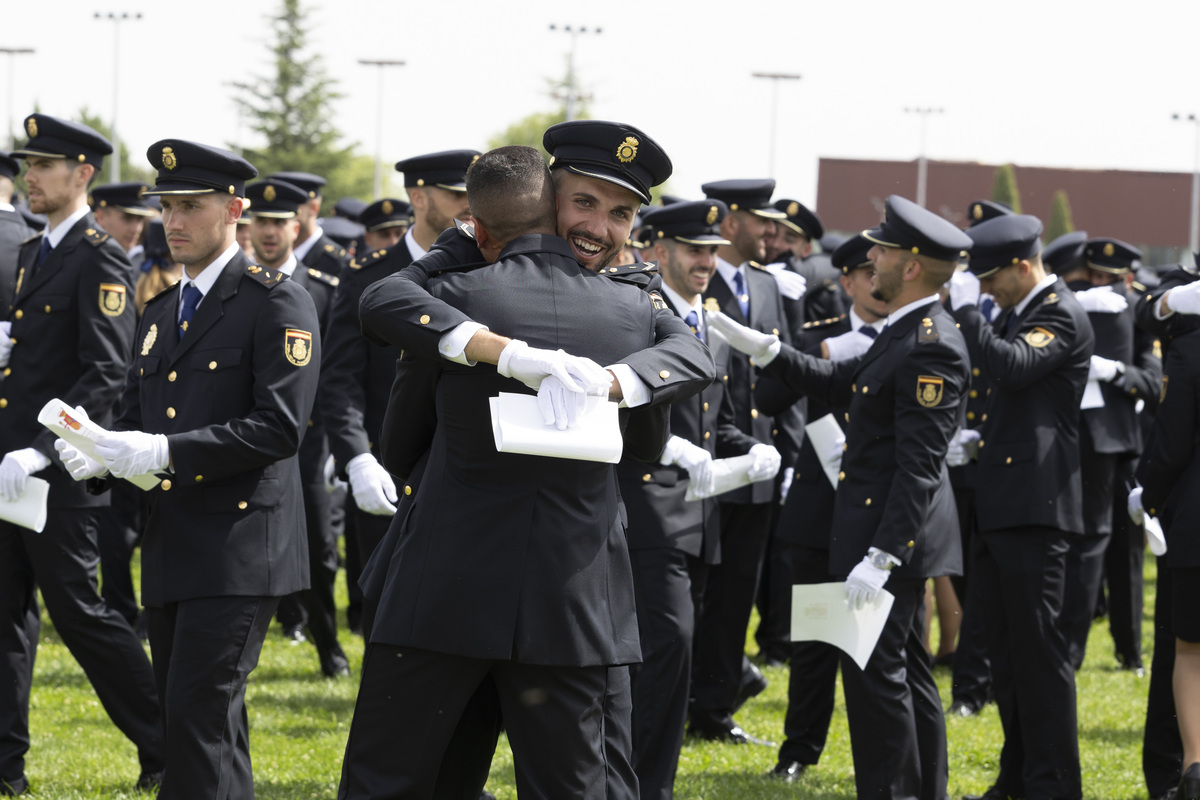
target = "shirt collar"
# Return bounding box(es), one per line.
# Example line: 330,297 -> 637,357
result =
276,252 -> 299,276
885,294 -> 941,328
1013,274 -> 1059,318
179,242 -> 241,304
404,227 -> 427,262
0,202 -> 14,213
661,282 -> 703,321
292,230 -> 319,261
45,205 -> 91,249
849,307 -> 886,334
715,256 -> 746,295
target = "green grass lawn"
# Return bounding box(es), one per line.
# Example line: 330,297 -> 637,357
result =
21,557 -> 1159,798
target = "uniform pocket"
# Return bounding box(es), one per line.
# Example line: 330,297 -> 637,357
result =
202,478 -> 281,513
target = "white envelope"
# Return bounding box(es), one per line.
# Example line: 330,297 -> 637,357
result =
1080,380 -> 1105,410
684,453 -> 758,501
805,413 -> 845,489
1145,515 -> 1167,556
0,477 -> 48,533
37,399 -> 160,491
489,392 -> 623,464
791,582 -> 895,671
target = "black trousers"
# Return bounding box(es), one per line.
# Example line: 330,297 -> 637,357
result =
0,511 -> 163,784
278,480 -> 346,671
146,595 -> 278,800
1104,457 -> 1144,666
841,577 -> 947,800
351,503 -> 393,639
950,486 -> 992,707
975,526 -> 1081,800
1144,559 -> 1183,796
94,481 -> 146,627
779,545 -> 840,767
1061,532 -> 1110,670
754,500 -> 791,662
338,645 -> 634,800
691,501 -> 773,730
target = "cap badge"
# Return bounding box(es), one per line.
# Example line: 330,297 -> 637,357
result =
972,204 -> 982,220
706,205 -> 719,225
382,200 -> 394,215
26,118 -> 36,138
263,185 -> 277,202
787,201 -> 800,217
616,136 -> 639,163
1103,242 -> 1115,257
162,147 -> 177,171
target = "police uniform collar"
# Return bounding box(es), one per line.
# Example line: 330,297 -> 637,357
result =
715,256 -> 746,295
404,227 -> 427,261
1013,273 -> 1059,318
292,230 -> 320,261
660,281 -> 703,323
276,252 -> 299,276
849,307 -> 884,335
45,205 -> 92,249
496,233 -> 576,263
181,241 -> 241,301
884,294 -> 941,329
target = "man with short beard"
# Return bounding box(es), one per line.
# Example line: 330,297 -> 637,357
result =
270,171 -> 349,276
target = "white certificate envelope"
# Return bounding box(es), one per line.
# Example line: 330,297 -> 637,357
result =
805,413 -> 845,489
489,392 -> 623,464
1145,514 -> 1167,556
791,582 -> 895,671
0,477 -> 48,533
1080,380 -> 1105,410
37,399 -> 160,491
685,453 -> 757,501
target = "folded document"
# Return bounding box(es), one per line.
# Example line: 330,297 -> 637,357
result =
791,582 -> 894,670
0,478 -> 48,533
38,399 -> 160,491
489,392 -> 623,464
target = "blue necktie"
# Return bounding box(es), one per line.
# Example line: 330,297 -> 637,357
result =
178,283 -> 202,340
979,296 -> 997,322
860,325 -> 878,339
35,236 -> 52,268
685,310 -> 704,342
733,271 -> 750,319
1004,312 -> 1018,338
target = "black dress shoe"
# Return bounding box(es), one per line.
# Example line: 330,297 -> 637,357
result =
1179,761 -> 1200,800
1150,787 -> 1178,800
962,786 -> 1019,800
947,699 -> 983,718
136,771 -> 163,792
0,776 -> 27,796
689,721 -> 777,747
732,663 -> 769,712
283,624 -> 307,645
321,651 -> 351,679
932,651 -> 956,669
767,761 -> 808,782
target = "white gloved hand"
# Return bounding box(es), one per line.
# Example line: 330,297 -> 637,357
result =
1127,485 -> 1145,526
346,453 -> 398,516
1074,285 -> 1128,314
94,431 -> 170,479
497,340 -> 612,394
1088,355 -> 1122,383
948,269 -> 981,311
54,438 -> 107,481
323,454 -> 347,494
706,311 -> 781,364
746,443 -> 782,482
764,263 -> 807,301
824,330 -> 876,361
1166,281 -> 1200,316
536,374 -> 606,430
0,321 -> 11,368
0,448 -> 51,502
845,550 -> 896,610
663,436 -> 716,497
946,428 -> 981,468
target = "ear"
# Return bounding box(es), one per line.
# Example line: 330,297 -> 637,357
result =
652,240 -> 669,263
408,187 -> 426,213
226,197 -> 244,225
473,216 -> 494,250
76,163 -> 96,188
903,256 -> 922,281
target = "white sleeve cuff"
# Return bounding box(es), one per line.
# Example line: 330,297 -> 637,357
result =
606,363 -> 651,408
1154,293 -> 1175,321
438,321 -> 489,365
757,338 -> 783,367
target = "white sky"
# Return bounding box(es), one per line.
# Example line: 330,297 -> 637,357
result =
8,0 -> 1200,209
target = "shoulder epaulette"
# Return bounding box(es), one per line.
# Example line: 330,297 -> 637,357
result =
801,314 -> 846,330
306,267 -> 339,287
454,219 -> 476,240
349,248 -> 392,271
918,315 -> 940,343
244,263 -> 288,287
144,280 -> 179,307
747,260 -> 767,271
83,227 -> 110,247
321,242 -> 348,260
597,260 -> 658,277
1042,292 -> 1060,305
20,230 -> 44,247
1131,281 -> 1147,294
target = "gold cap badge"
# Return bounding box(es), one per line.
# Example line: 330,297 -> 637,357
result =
263,185 -> 276,202
162,147 -> 177,171
706,205 -> 719,225
26,118 -> 36,138
1103,242 -> 1115,257
787,201 -> 800,217
972,204 -> 982,220
382,200 -> 394,215
616,136 -> 639,163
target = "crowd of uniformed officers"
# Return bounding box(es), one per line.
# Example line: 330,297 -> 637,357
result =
0,110 -> 1197,800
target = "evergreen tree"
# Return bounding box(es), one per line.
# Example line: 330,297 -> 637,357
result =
990,163 -> 1022,214
1045,190 -> 1075,243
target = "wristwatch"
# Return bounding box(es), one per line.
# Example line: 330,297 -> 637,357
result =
870,550 -> 896,571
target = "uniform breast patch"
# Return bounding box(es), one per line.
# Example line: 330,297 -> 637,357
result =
916,375 -> 944,408
141,323 -> 158,356
99,283 -> 127,317
1023,327 -> 1055,348
285,329 -> 313,366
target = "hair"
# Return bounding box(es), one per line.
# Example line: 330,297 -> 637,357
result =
914,253 -> 956,289
466,146 -> 556,245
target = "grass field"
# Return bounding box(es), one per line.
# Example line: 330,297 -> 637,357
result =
21,557 -> 1159,798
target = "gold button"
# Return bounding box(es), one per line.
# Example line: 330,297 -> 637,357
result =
166,407 -> 176,418
704,431 -> 711,440
967,412 -> 975,420
723,375 -> 728,382
419,314 -> 431,325
772,328 -> 779,335
1005,457 -> 1012,465
168,371 -> 177,382
139,368 -> 143,376
838,470 -> 846,481
907,540 -> 915,548
404,485 -> 412,495
773,428 -> 778,436
1150,508 -> 1157,516
851,383 -> 857,393
844,413 -> 850,422
0,399 -> 6,408
922,318 -> 932,326
750,382 -> 756,391
972,368 -> 981,377
195,475 -> 203,482
703,402 -> 709,412
969,389 -> 978,399
659,370 -> 671,379
2,368 -> 8,377
982,414 -> 988,422
238,501 -> 248,510
978,440 -> 985,448
861,386 -> 868,394
43,305 -> 50,313
748,357 -> 755,367
751,409 -> 759,419
209,361 -> 217,370
307,420 -> 314,428
13,310 -> 21,320
843,442 -> 848,451
161,479 -> 172,491
1131,388 -> 1137,395
865,498 -> 872,506
642,474 -> 651,482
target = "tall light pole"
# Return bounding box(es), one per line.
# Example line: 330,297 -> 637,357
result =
751,72 -> 801,177
0,47 -> 34,150
95,11 -> 143,184
1172,113 -> 1200,255
904,107 -> 943,208
548,24 -> 601,121
359,59 -> 405,199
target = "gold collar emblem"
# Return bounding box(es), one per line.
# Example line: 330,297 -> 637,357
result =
142,323 -> 158,356
703,297 -> 721,314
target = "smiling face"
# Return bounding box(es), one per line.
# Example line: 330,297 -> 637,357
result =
655,240 -> 718,300
867,244 -> 909,304
553,170 -> 639,272
159,193 -> 240,275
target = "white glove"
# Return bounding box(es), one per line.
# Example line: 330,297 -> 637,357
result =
54,438 -> 107,481
946,428 -> 981,468
746,443 -> 782,482
346,453 -> 398,516
764,263 -> 807,301
497,340 -> 612,394
0,448 -> 51,501
1166,281 -> 1200,316
1088,355 -> 1123,383
948,269 -> 981,311
826,434 -> 846,475
706,311 -> 781,364
536,374 -> 604,431
0,321 -> 11,368
1127,485 -> 1145,526
845,550 -> 896,610
662,436 -> 715,497
824,330 -> 875,361
323,454 -> 347,494
1074,286 -> 1128,314
94,431 -> 170,479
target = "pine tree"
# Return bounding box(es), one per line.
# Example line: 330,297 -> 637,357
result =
1045,190 -> 1075,243
990,164 -> 1022,214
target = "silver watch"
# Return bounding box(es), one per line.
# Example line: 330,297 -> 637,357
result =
870,550 -> 895,571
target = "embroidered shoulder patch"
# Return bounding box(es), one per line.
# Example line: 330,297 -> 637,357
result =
916,375 -> 944,408
1024,327 -> 1055,348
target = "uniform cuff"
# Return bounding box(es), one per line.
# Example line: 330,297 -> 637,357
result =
438,321 -> 488,365
606,363 -> 650,408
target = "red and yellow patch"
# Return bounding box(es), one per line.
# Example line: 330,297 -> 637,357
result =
916,375 -> 944,408
99,283 -> 126,317
285,329 -> 312,367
